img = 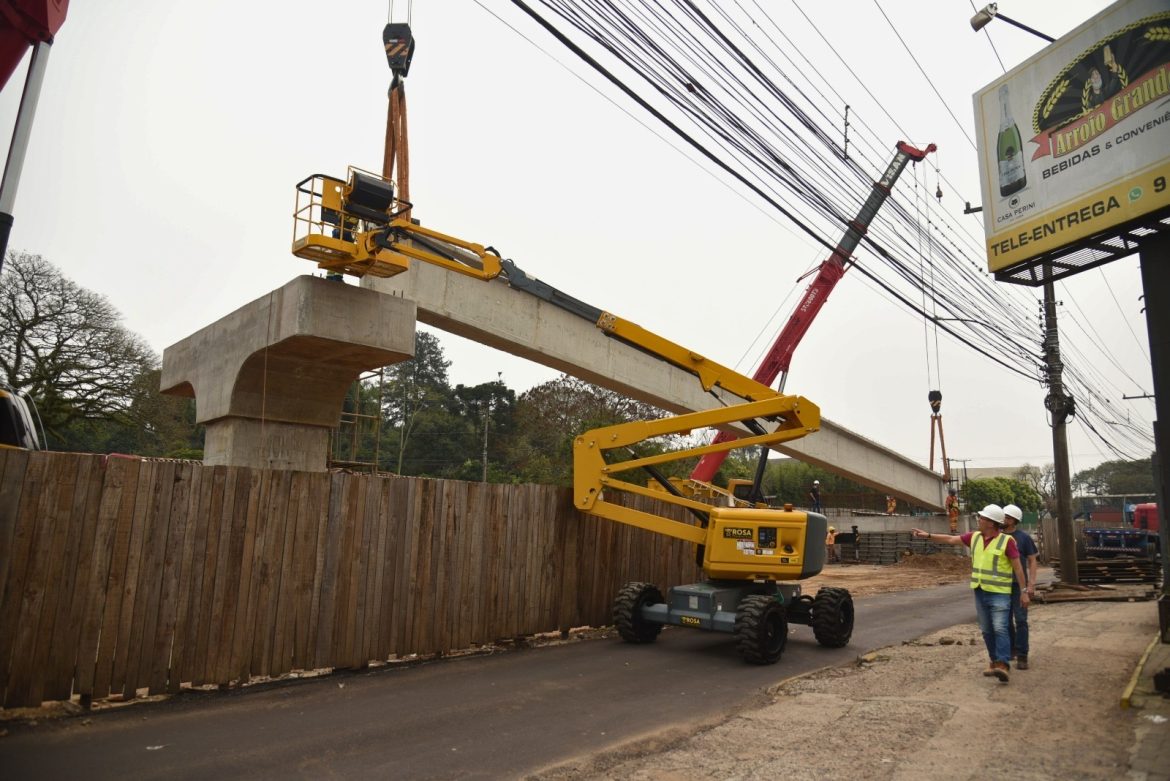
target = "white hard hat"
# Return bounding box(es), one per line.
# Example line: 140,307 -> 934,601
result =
813,480 -> 820,484
1003,504 -> 1023,522
978,504 -> 1006,525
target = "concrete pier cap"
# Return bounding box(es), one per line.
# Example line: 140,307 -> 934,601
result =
161,275 -> 416,471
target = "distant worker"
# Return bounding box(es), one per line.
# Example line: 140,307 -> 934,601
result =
945,488 -> 960,534
851,524 -> 861,562
826,526 -> 839,563
809,480 -> 823,513
910,504 -> 1029,683
1002,504 -> 1039,670
886,495 -> 896,515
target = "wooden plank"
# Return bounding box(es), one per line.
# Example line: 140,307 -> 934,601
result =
190,465 -> 228,686
537,488 -> 560,632
488,485 -> 510,640
414,479 -> 439,654
230,467 -> 268,684
44,455 -> 105,702
114,458 -> 167,701
555,488 -> 579,633
91,457 -> 143,700
200,465 -> 239,684
212,467 -> 253,684
353,476 -> 379,666
385,477 -> 414,658
311,471 -> 345,667
166,463 -> 204,693
286,471 -> 316,670
449,481 -> 472,650
429,481 -> 452,653
65,454 -> 116,702
258,470 -> 294,678
0,449 -> 30,625
270,468 -> 306,677
145,460 -> 191,695
7,453 -> 77,706
302,472 -> 331,669
175,460 -> 217,687
0,451 -> 47,705
364,477 -> 392,663
125,460 -> 177,699
109,459 -> 157,701
337,474 -> 367,667
400,479 -> 426,655
251,469 -> 291,678
466,482 -> 488,646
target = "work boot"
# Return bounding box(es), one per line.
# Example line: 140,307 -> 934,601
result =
992,662 -> 1010,683
982,664 -> 998,677
1016,656 -> 1029,670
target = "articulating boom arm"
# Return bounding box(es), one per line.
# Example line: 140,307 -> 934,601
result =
574,394 -> 820,544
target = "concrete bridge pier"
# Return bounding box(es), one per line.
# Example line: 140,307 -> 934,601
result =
161,276 -> 416,472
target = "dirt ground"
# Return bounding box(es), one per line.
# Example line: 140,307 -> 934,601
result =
531,559 -> 1163,781
802,553 -> 975,597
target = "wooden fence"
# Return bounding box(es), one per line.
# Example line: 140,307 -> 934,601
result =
0,450 -> 701,709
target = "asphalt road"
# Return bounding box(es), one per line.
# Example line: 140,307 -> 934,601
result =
0,584 -> 973,779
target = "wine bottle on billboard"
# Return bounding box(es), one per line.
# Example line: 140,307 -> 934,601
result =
997,85 -> 1026,197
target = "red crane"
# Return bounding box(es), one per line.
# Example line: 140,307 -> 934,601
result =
690,141 -> 935,483
0,0 -> 69,271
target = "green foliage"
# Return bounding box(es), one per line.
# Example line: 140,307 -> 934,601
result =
1072,457 -> 1154,496
499,375 -> 673,486
961,477 -> 1043,512
1,252 -> 203,456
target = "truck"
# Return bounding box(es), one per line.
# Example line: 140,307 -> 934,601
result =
1081,502 -> 1161,563
0,383 -> 42,451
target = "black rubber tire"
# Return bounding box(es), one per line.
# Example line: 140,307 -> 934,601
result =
734,595 -> 788,665
613,582 -> 664,644
811,587 -> 855,648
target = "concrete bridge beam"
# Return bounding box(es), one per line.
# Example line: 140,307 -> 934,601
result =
369,262 -> 946,510
161,276 -> 416,471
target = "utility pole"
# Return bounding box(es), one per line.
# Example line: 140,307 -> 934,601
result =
1138,233 -> 1168,639
482,372 -> 502,483
481,399 -> 490,483
1042,274 -> 1078,585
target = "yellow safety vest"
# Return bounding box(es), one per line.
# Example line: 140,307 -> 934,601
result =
969,531 -> 1013,593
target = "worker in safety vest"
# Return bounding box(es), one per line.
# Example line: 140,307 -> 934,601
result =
885,495 -> 896,515
945,488 -> 960,534
825,526 -> 839,563
910,504 -> 1028,683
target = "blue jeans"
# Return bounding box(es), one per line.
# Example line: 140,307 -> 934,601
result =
973,588 -> 1011,664
1008,586 -> 1029,658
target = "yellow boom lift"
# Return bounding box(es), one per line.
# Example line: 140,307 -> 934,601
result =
290,24 -> 853,664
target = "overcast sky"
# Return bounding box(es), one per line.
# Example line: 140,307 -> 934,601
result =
0,0 -> 1154,478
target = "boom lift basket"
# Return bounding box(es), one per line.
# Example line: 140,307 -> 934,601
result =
291,168 -> 413,279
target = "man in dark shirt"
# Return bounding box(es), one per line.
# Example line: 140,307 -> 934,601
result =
1003,504 -> 1039,670
808,480 -> 822,513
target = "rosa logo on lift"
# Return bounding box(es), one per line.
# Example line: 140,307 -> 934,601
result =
723,527 -> 754,539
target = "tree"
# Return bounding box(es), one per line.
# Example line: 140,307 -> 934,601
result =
1,252 -> 161,447
1072,457 -> 1154,496
1014,463 -> 1056,511
501,375 -> 672,486
961,477 -> 1042,513
382,331 -> 454,474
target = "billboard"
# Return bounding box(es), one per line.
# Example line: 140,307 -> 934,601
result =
974,0 -> 1170,275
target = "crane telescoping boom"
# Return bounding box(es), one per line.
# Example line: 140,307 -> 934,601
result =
690,141 -> 935,484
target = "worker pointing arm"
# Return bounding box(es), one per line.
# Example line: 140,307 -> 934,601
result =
911,505 -> 1028,684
